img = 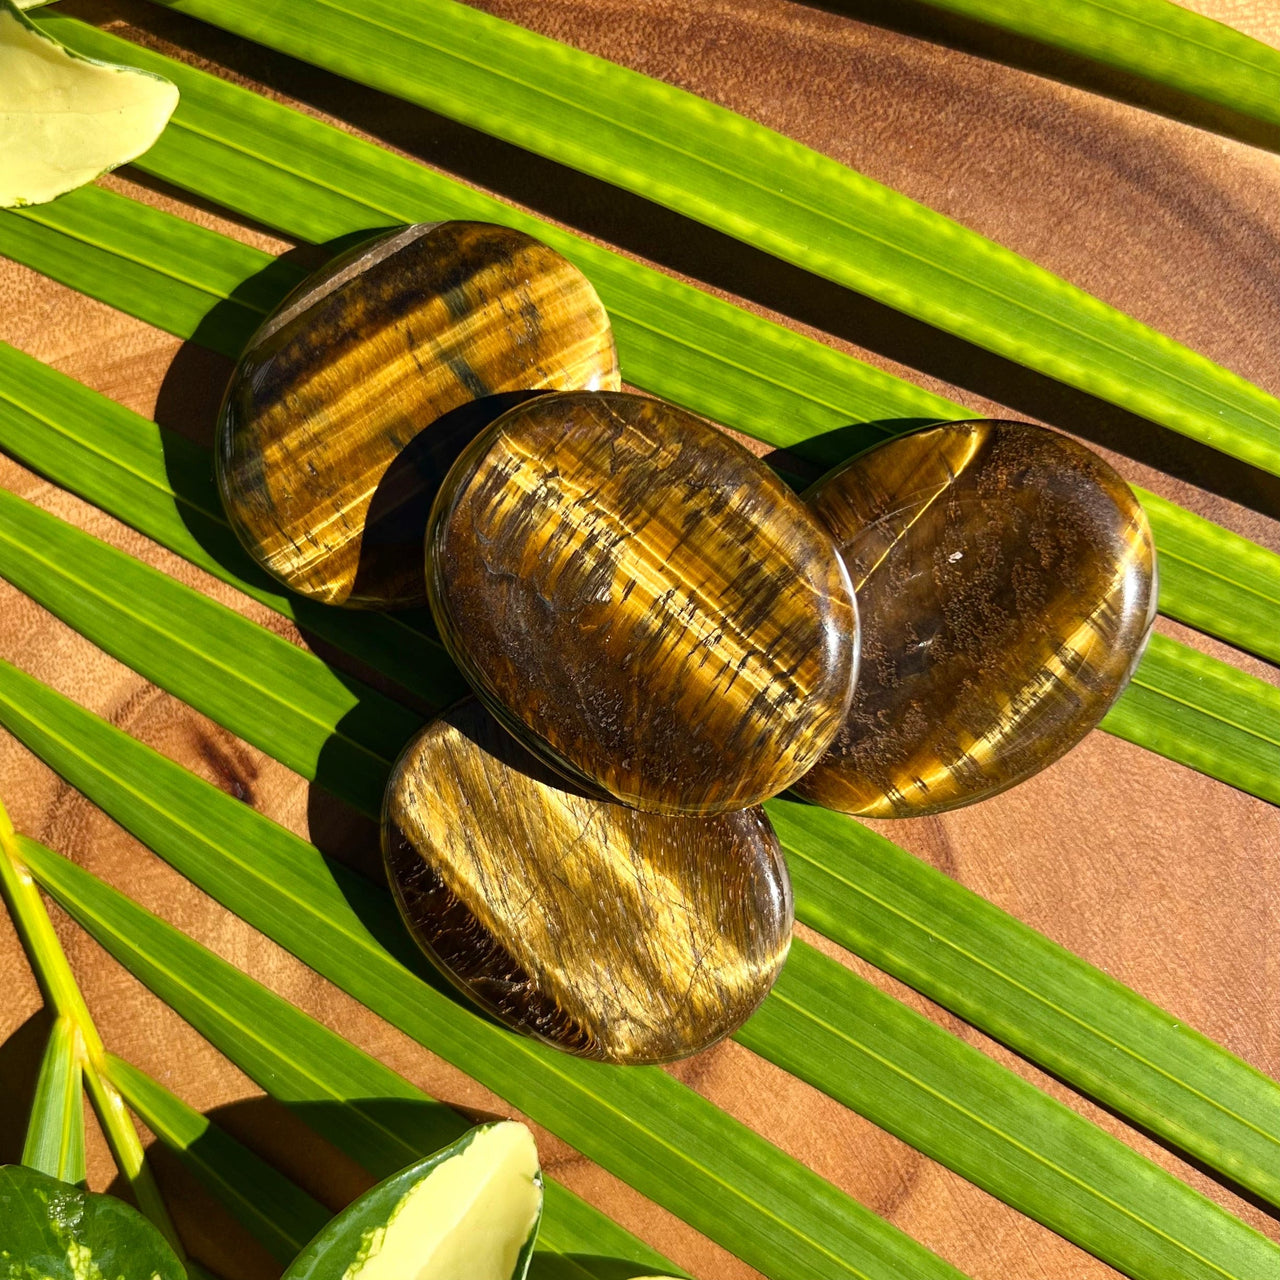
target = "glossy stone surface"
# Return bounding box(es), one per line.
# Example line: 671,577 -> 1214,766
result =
383,699 -> 794,1064
793,419 -> 1157,818
217,221 -> 619,607
427,390 -> 858,815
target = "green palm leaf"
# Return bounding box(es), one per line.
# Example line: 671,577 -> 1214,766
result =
3,346 -> 1280,1214
10,20 -> 1280,665
0,486 -> 422,810
910,0 -> 1280,133
130,0 -> 1280,476
3,659 -> 1280,1279
0,342 -> 453,705
1137,491 -> 1280,665
21,1017 -> 86,1187
768,799 -> 1280,1212
0,662 -> 972,1280
0,5 -> 1275,1278
1104,634 -> 1280,801
1,346 -> 1274,807
41,836 -> 1280,1280
743,947 -> 1280,1280
1,8 -> 1277,1273
1,180 -> 295,362
85,902 -> 680,1278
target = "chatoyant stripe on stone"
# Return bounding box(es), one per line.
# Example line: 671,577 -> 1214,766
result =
795,419 -> 1157,818
383,700 -> 793,1064
217,221 -> 619,608
426,389 -> 859,815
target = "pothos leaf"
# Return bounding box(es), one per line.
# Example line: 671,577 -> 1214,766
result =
0,1165 -> 185,1280
283,1124 -> 543,1280
0,0 -> 177,209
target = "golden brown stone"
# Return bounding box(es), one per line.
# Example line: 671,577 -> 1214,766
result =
383,699 -> 793,1064
217,221 -> 619,607
794,419 -> 1157,818
426,390 -> 858,815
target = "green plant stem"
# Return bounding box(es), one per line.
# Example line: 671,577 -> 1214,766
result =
0,799 -> 184,1256
84,1067 -> 184,1258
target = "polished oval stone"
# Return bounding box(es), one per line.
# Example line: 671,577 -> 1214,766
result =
426,389 -> 859,815
793,419 -> 1157,818
217,221 -> 619,608
383,699 -> 794,1064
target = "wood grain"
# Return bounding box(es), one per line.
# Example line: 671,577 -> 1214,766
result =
1,2 -> 1279,1279
796,419 -> 1157,817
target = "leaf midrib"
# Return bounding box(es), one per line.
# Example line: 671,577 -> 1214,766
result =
1152,544 -> 1280,609
991,0 -> 1268,75
1127,668 -> 1280,749
13,204 -> 272,314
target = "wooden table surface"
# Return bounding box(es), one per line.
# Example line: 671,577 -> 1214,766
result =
2,2 -> 1279,1277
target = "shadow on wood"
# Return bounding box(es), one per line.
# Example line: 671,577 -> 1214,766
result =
0,1009 -> 55,1167
117,1089 -> 650,1280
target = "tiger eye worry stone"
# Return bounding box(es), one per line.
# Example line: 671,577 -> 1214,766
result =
426,389 -> 859,815
217,221 -> 619,608
383,699 -> 794,1064
793,419 -> 1157,818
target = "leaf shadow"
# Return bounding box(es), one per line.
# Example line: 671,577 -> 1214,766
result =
299,782 -> 445,992
153,237 -> 550,625
300,749 -> 515,1034
119,1090 -> 663,1280
148,243 -> 444,701
805,0 -> 1280,160
0,1008 -> 55,1166
347,390 -> 543,607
